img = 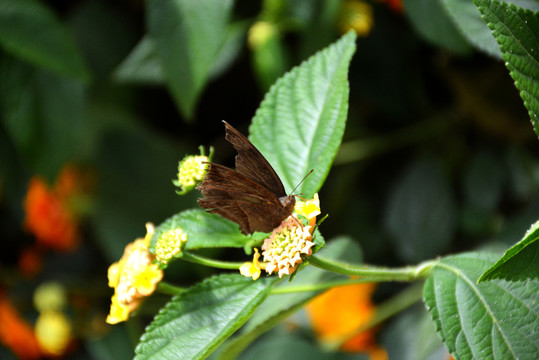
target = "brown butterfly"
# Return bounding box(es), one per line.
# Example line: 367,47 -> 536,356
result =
196,121 -> 295,235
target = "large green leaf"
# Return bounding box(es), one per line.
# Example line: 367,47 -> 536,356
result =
149,209 -> 248,253
385,157 -> 457,262
423,252 -> 539,360
134,274 -> 277,360
0,56 -> 86,180
403,0 -> 473,54
218,237 -> 363,360
146,0 -> 234,120
249,31 -> 357,197
474,0 -> 539,139
478,219 -> 539,282
0,0 -> 89,81
440,0 -> 501,58
113,36 -> 164,84
114,22 -> 245,85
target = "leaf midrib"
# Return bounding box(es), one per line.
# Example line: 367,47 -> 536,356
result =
435,262 -> 518,359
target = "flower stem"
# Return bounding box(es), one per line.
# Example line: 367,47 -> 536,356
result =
157,282 -> 186,296
308,255 -> 436,282
182,251 -> 244,270
270,277 -> 374,295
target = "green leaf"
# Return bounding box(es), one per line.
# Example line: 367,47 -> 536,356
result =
474,0 -> 539,139
423,252 -> 539,360
403,0 -> 473,54
0,0 -> 89,81
478,219 -> 539,282
218,237 -> 362,360
385,157 -> 457,262
0,56 -> 86,180
146,0 -> 234,120
114,22 -> 246,85
149,209 -> 248,252
249,31 -> 357,197
440,0 -> 502,58
113,36 -> 164,84
134,274 -> 277,360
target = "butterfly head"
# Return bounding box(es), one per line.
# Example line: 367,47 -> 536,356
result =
279,194 -> 296,216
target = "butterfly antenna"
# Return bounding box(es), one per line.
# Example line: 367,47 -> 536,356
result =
290,169 -> 314,195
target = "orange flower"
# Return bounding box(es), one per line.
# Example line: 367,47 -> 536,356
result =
23,177 -> 79,251
0,294 -> 44,360
306,282 -> 387,360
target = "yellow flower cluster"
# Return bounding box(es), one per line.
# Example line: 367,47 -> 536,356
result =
175,155 -> 209,194
262,218 -> 315,278
35,310 -> 71,356
248,21 -> 277,49
33,282 -> 72,356
338,0 -> 374,37
240,194 -> 321,280
155,228 -> 188,265
106,223 -> 163,324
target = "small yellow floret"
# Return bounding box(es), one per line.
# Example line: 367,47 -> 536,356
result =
294,193 -> 321,220
155,228 -> 188,264
35,310 -> 71,355
239,248 -> 265,281
33,282 -> 67,313
248,21 -> 276,49
176,155 -> 209,193
338,0 -> 374,37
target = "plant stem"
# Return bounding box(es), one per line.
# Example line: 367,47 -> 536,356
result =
182,251 -> 244,270
157,281 -> 186,296
308,255 -> 436,282
270,277 -> 374,295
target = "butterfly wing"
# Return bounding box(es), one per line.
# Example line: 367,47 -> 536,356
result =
197,163 -> 291,234
223,121 -> 288,198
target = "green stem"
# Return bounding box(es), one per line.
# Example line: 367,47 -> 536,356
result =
270,277 -> 374,295
182,251 -> 244,270
157,282 -> 186,296
308,255 -> 436,282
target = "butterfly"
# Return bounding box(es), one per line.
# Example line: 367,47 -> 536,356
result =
196,121 -> 295,235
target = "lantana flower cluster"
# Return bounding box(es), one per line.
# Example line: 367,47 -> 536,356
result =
106,223 -> 163,324
173,154 -> 209,194
154,228 -> 188,265
240,194 -> 321,279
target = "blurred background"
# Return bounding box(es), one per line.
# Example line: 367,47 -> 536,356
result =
0,0 -> 538,359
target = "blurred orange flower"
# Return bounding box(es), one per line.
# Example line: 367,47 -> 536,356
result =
306,282 -> 387,360
0,294 -> 44,360
23,165 -> 90,252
